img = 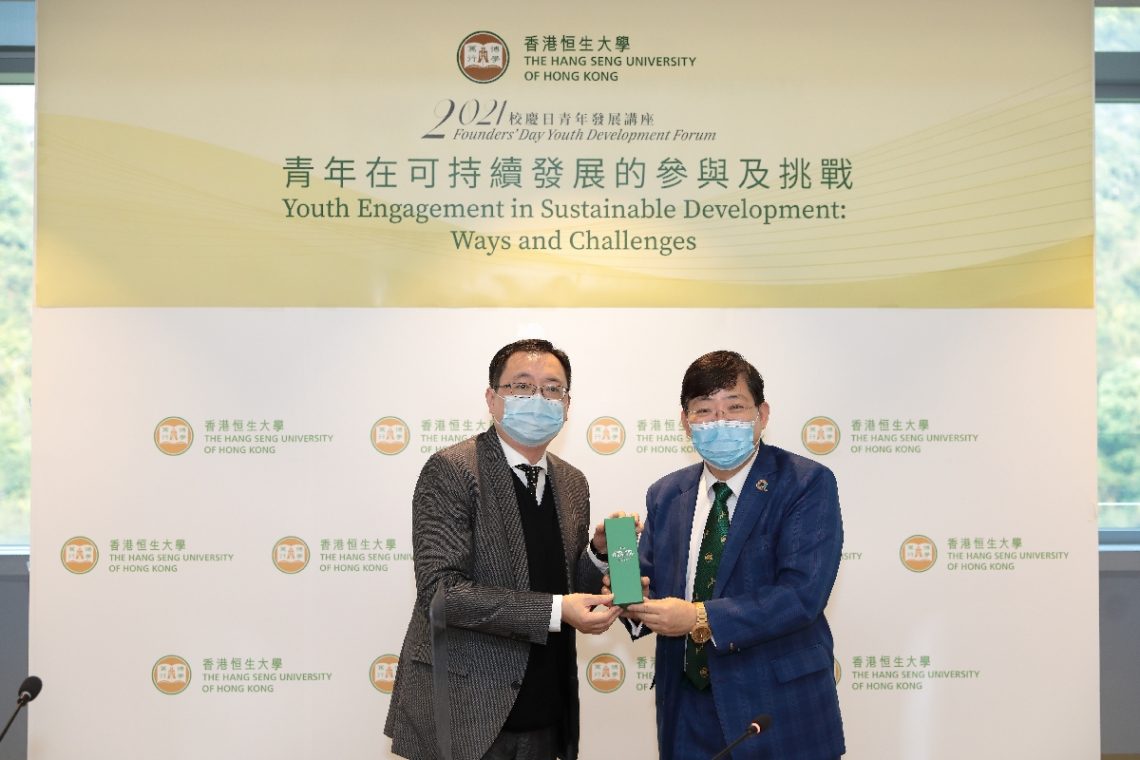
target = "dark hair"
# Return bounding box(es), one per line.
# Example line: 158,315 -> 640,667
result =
488,338 -> 572,390
680,350 -> 764,410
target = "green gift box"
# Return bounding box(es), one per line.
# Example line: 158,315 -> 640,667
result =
604,516 -> 643,606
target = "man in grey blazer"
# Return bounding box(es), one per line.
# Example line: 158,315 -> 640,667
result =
385,338 -> 620,760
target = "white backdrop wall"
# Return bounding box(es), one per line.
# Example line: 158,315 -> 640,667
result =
31,309 -> 1098,758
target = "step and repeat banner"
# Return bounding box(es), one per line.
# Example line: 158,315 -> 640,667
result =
31,1 -> 1097,758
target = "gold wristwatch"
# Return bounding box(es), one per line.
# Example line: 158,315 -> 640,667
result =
690,602 -> 712,644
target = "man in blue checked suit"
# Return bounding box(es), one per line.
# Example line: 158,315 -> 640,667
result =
623,350 -> 845,760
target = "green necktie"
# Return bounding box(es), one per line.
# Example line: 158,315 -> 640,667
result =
685,481 -> 732,690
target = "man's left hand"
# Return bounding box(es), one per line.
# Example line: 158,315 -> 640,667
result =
601,574 -> 651,620
590,511 -> 642,555
623,597 -> 698,637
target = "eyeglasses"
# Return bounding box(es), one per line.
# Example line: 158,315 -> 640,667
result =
495,382 -> 569,401
686,402 -> 758,424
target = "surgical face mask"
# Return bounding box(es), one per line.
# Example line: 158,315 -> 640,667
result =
689,419 -> 758,471
499,393 -> 565,446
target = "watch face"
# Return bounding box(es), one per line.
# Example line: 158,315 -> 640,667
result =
691,627 -> 712,645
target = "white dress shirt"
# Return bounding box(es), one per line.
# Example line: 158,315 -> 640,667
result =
685,449 -> 758,603
497,436 -> 562,632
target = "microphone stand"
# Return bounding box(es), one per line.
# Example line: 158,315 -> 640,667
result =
709,716 -> 771,760
710,730 -> 756,760
0,693 -> 31,745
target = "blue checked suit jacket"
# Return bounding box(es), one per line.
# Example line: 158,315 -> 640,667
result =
639,443 -> 845,760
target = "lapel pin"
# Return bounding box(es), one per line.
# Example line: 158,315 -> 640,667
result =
756,479 -> 768,492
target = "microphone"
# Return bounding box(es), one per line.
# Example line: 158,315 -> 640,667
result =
18,677 -> 42,706
709,713 -> 772,760
0,676 -> 43,745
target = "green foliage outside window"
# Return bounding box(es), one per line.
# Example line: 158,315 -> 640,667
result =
1095,9 -> 1140,530
0,90 -> 32,546
1096,101 -> 1140,528
1095,7 -> 1140,51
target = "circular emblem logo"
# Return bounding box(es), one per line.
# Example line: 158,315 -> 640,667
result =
801,416 -> 840,455
586,653 -> 625,693
587,416 -> 626,455
900,535 -> 937,573
371,416 -> 411,455
273,536 -> 310,574
370,654 -> 400,693
61,536 -> 99,574
833,657 -> 842,685
152,655 -> 191,695
458,31 -> 509,83
154,416 -> 193,456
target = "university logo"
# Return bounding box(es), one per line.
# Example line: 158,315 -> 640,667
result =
801,416 -> 840,455
60,536 -> 99,574
372,416 -> 411,455
273,537 -> 310,574
586,653 -> 625,693
458,31 -> 509,83
900,535 -> 937,573
587,416 -> 625,455
833,658 -> 842,685
154,416 -> 193,456
371,654 -> 400,693
152,655 -> 191,695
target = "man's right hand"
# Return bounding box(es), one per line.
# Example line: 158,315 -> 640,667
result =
561,593 -> 621,634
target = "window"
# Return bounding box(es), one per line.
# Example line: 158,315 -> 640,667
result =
0,84 -> 33,547
1096,7 -> 1140,537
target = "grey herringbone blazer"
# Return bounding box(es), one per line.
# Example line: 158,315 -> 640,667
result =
384,426 -> 603,760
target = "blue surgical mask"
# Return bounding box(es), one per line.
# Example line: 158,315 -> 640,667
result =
689,419 -> 758,471
499,393 -> 565,446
